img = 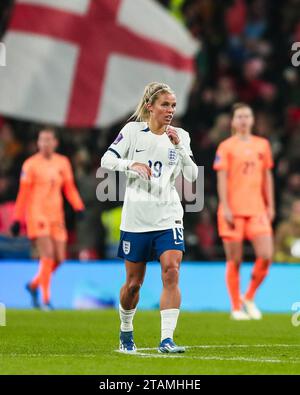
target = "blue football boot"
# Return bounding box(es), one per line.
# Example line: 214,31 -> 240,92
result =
119,331 -> 137,353
158,338 -> 185,353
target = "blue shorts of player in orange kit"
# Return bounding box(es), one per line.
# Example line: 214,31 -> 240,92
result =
118,228 -> 185,262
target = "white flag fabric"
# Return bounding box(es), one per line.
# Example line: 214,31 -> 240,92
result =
0,0 -> 198,127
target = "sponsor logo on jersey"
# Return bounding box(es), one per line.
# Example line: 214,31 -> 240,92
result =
168,148 -> 177,165
123,241 -> 131,255
113,133 -> 123,145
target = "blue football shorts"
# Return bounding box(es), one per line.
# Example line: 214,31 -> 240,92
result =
117,228 -> 185,263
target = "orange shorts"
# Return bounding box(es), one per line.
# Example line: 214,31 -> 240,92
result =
217,209 -> 272,241
26,217 -> 67,242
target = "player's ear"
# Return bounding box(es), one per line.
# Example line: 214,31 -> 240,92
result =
146,101 -> 154,113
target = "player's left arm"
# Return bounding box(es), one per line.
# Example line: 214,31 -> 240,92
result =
62,158 -> 85,212
263,141 -> 275,222
166,127 -> 198,182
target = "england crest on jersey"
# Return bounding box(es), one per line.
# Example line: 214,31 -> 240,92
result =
168,148 -> 177,165
123,241 -> 131,255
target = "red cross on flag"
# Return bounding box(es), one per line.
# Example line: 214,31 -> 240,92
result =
0,0 -> 198,127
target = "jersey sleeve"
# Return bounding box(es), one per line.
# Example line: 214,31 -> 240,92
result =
13,161 -> 34,221
62,157 -> 85,211
176,129 -> 198,182
180,129 -> 193,156
213,142 -> 229,171
20,160 -> 34,185
263,140 -> 274,169
61,157 -> 74,183
107,123 -> 132,159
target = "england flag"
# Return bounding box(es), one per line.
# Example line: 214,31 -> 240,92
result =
0,0 -> 198,127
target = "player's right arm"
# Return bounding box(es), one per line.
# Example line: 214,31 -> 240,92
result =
101,123 -> 151,179
213,142 -> 234,227
10,160 -> 34,236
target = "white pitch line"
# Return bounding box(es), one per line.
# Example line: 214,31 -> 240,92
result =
132,352 -> 300,364
114,344 -> 300,364
136,344 -> 300,351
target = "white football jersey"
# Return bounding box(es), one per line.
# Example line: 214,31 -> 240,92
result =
106,121 -> 194,232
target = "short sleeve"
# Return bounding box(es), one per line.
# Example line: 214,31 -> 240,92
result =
213,143 -> 229,171
264,140 -> 274,169
107,123 -> 132,159
20,161 -> 34,185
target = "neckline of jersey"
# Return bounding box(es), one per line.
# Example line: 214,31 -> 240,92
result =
146,123 -> 167,137
37,152 -> 56,161
234,134 -> 253,143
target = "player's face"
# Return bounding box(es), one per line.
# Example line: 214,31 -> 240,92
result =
231,107 -> 254,134
149,93 -> 177,126
37,130 -> 58,155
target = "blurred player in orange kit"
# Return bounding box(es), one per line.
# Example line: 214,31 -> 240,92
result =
213,103 -> 275,320
10,128 -> 85,310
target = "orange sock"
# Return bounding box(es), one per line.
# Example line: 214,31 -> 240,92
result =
30,274 -> 40,290
245,258 -> 271,300
30,258 -> 45,289
51,261 -> 61,273
225,260 -> 241,311
38,257 -> 55,304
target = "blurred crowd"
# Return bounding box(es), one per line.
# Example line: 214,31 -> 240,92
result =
0,0 -> 300,262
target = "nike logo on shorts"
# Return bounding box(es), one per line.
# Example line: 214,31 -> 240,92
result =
136,149 -> 146,153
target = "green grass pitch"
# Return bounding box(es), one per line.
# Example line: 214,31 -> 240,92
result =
1,310 -> 300,375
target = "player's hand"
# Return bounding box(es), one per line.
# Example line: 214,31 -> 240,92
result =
267,206 -> 275,222
223,207 -> 234,228
129,162 -> 152,180
10,221 -> 21,237
75,209 -> 86,221
166,126 -> 180,145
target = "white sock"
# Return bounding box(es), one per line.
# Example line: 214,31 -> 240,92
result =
119,304 -> 136,332
160,308 -> 180,341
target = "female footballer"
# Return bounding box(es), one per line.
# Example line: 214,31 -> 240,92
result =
214,103 -> 274,320
11,128 -> 85,310
101,82 -> 198,353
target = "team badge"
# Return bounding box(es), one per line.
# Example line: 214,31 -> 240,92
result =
113,133 -> 123,145
168,148 -> 177,165
123,241 -> 131,255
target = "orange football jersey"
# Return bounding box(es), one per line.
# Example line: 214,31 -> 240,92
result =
14,153 -> 84,223
213,135 -> 273,216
